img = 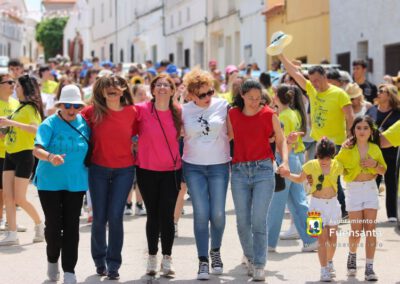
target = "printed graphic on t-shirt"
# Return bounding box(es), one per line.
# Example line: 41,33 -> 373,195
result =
197,114 -> 210,136
52,134 -> 85,153
313,97 -> 328,129
6,128 -> 17,144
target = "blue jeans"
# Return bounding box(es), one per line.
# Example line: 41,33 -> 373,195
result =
183,162 -> 230,258
268,152 -> 315,248
231,159 -> 275,268
89,164 -> 135,272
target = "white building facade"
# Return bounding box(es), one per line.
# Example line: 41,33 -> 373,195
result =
330,0 -> 400,83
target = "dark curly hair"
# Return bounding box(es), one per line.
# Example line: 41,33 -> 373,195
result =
17,75 -> 44,119
316,137 -> 336,159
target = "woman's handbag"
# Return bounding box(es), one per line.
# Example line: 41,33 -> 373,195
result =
58,111 -> 92,167
274,160 -> 286,192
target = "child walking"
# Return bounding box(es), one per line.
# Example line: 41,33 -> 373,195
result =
281,137 -> 343,282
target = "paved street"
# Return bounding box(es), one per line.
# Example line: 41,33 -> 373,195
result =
0,184 -> 399,284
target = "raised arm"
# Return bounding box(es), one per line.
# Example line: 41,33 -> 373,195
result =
277,53 -> 307,90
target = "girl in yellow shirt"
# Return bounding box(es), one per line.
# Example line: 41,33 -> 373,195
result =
335,116 -> 386,281
281,138 -> 342,282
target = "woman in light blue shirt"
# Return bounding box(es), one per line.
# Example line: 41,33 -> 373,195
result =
33,84 -> 89,284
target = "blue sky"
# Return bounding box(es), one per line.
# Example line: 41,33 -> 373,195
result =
25,0 -> 41,11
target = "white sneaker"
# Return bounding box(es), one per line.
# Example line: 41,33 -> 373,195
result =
33,222 -> 45,243
388,217 -> 397,222
0,219 -> 5,231
146,255 -> 157,276
327,261 -> 336,278
0,231 -> 19,246
268,246 -> 276,252
161,255 -> 175,277
253,267 -> 266,281
63,272 -> 77,284
197,261 -> 210,280
47,262 -> 60,281
279,223 -> 300,240
135,202 -> 146,216
302,241 -> 318,252
320,267 -> 332,282
124,203 -> 133,216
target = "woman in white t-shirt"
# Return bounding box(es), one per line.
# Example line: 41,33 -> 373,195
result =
182,69 -> 230,280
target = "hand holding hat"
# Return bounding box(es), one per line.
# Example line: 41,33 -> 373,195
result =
266,31 -> 293,56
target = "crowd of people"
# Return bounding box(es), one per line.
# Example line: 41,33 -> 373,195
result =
0,53 -> 398,284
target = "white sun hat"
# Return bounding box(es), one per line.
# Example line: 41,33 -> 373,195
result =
55,84 -> 85,106
266,31 -> 293,56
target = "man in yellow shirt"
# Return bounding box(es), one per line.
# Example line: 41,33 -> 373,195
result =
381,120 -> 400,148
277,52 -> 354,219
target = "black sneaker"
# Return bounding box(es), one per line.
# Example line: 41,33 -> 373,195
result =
347,253 -> 357,276
365,264 -> 378,281
107,270 -> 120,280
96,266 -> 107,276
197,261 -> 210,280
210,250 -> 223,275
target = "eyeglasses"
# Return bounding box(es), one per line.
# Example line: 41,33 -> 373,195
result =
0,80 -> 15,86
197,89 -> 214,99
316,174 -> 324,191
155,83 -> 171,89
63,103 -> 82,110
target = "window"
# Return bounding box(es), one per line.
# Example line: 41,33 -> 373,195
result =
120,49 -> 124,62
131,45 -> 134,62
296,56 -> 308,64
169,53 -> 174,63
109,43 -> 113,62
152,45 -> 157,63
101,47 -> 105,60
91,50 -> 95,57
184,49 -> 190,68
244,44 -> 252,63
337,52 -> 350,73
385,43 -> 400,76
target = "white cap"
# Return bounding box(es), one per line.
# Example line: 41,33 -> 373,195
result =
55,84 -> 85,106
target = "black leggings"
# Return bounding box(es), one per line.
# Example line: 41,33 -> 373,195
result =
38,190 -> 85,273
136,167 -> 180,256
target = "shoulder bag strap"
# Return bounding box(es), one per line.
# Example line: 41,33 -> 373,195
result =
58,110 -> 90,144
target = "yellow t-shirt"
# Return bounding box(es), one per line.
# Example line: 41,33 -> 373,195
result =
382,121 -> 400,147
335,142 -> 387,183
0,98 -> 19,158
305,80 -> 351,145
302,159 -> 343,194
41,80 -> 59,95
219,91 -> 233,104
279,108 -> 305,153
5,104 -> 42,154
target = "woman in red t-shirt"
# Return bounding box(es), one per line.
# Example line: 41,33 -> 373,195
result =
81,75 -> 137,280
227,80 -> 289,282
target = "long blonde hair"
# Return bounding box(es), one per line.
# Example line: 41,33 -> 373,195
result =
91,75 -> 134,124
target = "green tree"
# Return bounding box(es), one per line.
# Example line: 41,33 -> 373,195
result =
35,17 -> 68,60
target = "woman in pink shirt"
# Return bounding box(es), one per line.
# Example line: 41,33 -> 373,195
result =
135,74 -> 182,277
81,75 -> 137,280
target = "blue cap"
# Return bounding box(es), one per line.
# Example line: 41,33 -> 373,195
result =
147,68 -> 157,76
101,60 -> 113,67
166,64 -> 178,75
154,62 -> 161,69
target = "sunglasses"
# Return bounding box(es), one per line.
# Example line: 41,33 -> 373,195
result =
197,89 -> 214,99
378,89 -> 386,94
63,103 -> 82,110
316,174 -> 324,191
0,80 -> 15,86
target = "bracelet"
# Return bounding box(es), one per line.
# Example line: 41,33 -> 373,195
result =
47,153 -> 53,162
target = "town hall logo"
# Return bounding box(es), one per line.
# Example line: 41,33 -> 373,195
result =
306,211 -> 323,238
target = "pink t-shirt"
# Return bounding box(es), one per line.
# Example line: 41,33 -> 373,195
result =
136,101 -> 182,171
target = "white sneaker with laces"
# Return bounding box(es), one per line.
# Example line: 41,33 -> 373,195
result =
63,272 -> 77,284
47,262 -> 60,281
320,267 -> 332,282
33,222 -> 45,243
327,261 -> 336,278
135,203 -> 147,216
253,267 -> 266,281
4,223 -> 27,232
302,241 -> 318,252
146,255 -> 157,276
279,223 -> 300,240
388,217 -> 397,222
0,231 -> 19,246
161,255 -> 175,277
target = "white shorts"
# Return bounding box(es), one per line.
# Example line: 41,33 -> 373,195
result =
345,180 -> 379,212
309,196 -> 341,226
